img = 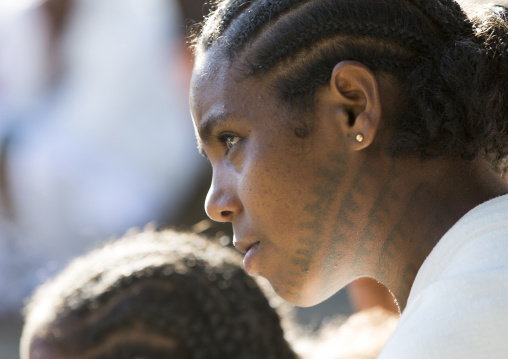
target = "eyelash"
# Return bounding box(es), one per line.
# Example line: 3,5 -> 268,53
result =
218,133 -> 242,154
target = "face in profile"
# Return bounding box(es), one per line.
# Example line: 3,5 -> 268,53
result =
190,50 -> 376,306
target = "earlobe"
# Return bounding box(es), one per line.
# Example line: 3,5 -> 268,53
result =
329,61 -> 382,151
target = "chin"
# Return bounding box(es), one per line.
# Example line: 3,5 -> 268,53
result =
269,280 -> 331,308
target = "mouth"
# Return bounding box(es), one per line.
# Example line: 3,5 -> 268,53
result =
240,241 -> 261,275
233,238 -> 260,254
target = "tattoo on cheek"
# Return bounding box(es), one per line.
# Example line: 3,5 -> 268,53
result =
322,157 -> 382,286
284,152 -> 348,294
349,162 -> 399,276
320,190 -> 360,280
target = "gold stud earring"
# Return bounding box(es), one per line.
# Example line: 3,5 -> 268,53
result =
356,133 -> 365,143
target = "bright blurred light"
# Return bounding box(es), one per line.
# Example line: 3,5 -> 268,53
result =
0,0 -> 41,23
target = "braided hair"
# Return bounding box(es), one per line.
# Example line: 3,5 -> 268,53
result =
21,230 -> 297,359
193,0 -> 508,169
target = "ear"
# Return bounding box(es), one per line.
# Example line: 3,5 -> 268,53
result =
329,61 -> 382,151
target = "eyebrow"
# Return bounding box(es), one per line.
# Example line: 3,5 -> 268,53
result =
198,113 -> 235,141
196,112 -> 237,158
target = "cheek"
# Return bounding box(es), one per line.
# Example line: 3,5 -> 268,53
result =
241,156 -> 323,257
240,155 -> 310,219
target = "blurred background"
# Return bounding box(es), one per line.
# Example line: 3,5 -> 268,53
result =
0,0 -> 210,356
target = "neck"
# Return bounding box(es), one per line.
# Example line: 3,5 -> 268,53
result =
366,155 -> 508,311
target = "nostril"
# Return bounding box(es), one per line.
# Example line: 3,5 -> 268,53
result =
221,210 -> 233,218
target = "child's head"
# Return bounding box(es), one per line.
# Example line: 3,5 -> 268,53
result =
21,230 -> 297,359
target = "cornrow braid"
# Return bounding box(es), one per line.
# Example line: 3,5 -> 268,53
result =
248,1 -> 438,76
226,0 -> 306,54
238,0 -> 439,101
201,0 -> 448,91
408,0 -> 472,38
274,40 -> 415,101
205,0 -> 254,48
201,0 -> 454,55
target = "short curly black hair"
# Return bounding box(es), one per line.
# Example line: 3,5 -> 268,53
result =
192,0 -> 508,170
21,230 -> 298,359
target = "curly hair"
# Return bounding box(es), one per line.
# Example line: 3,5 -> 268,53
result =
192,0 -> 508,170
21,230 -> 298,359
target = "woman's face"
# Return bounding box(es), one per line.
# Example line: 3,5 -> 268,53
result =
190,52 -> 376,306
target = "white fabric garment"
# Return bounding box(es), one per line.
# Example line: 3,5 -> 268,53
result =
379,194 -> 508,359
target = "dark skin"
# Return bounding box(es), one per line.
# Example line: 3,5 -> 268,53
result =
190,47 -> 508,310
348,278 -> 399,313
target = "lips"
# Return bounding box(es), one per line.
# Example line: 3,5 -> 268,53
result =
233,238 -> 260,254
242,241 -> 261,274
233,234 -> 262,274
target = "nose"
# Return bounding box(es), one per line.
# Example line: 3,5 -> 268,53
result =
205,174 -> 242,222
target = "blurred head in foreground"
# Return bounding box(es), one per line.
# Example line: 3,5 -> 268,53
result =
20,229 -> 297,359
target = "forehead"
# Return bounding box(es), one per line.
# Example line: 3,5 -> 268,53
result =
190,49 -> 234,122
190,48 -> 286,133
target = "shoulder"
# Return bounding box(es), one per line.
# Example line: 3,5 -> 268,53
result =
379,194 -> 508,359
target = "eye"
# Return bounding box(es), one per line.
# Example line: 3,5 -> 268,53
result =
225,135 -> 241,150
218,133 -> 242,153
